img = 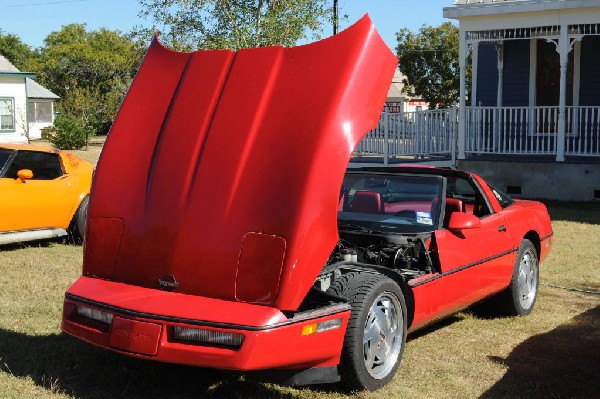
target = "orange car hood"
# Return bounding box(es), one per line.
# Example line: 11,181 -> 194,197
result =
84,15 -> 397,311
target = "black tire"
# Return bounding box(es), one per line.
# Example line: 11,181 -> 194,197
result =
496,239 -> 539,316
69,195 -> 89,244
326,271 -> 361,298
331,272 -> 407,391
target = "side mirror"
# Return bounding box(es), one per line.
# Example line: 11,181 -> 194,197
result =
448,212 -> 481,230
17,169 -> 33,182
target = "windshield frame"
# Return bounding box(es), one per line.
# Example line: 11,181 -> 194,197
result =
338,171 -> 446,234
0,148 -> 16,178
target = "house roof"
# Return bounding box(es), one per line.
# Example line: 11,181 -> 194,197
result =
0,54 -> 58,99
385,69 -> 423,102
0,55 -> 20,72
387,69 -> 405,101
26,78 -> 60,99
0,54 -> 35,78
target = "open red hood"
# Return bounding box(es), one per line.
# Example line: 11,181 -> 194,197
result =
84,15 -> 397,311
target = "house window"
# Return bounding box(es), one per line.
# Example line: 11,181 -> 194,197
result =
0,98 -> 15,132
27,101 -> 53,124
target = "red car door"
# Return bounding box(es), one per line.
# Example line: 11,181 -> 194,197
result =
430,177 -> 516,318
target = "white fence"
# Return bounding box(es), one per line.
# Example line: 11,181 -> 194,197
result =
566,106 -> 600,156
355,106 -> 600,163
464,106 -> 600,157
354,109 -> 457,163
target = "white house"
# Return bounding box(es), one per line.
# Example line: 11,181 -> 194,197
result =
0,55 -> 58,144
356,1 -> 600,199
442,0 -> 600,200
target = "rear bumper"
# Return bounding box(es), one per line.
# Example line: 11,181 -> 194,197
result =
62,277 -> 350,371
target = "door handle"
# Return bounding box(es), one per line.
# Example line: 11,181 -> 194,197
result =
497,225 -> 506,232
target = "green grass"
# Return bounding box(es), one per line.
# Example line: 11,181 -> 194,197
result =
0,200 -> 598,398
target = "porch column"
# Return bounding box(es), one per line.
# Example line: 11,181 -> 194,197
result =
556,25 -> 569,162
471,43 -> 479,107
458,28 -> 467,160
496,43 -> 504,107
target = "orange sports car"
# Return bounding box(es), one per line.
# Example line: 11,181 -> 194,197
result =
0,144 -> 94,245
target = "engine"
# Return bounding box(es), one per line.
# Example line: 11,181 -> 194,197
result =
315,230 -> 437,293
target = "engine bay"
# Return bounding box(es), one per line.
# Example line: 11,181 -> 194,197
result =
315,228 -> 438,293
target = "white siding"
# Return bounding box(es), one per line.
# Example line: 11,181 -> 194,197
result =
0,77 -> 28,144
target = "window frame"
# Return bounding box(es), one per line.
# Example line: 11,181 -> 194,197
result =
0,97 -> 16,133
338,172 -> 446,233
27,100 -> 53,124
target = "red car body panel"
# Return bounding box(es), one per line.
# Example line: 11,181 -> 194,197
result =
63,277 -> 350,370
83,15 -> 397,310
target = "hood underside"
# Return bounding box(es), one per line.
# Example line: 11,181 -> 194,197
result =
84,15 -> 397,311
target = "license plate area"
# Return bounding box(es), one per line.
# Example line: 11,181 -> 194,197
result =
109,317 -> 162,356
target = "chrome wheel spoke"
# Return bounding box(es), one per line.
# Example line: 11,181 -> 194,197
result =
517,249 -> 538,309
363,291 -> 404,380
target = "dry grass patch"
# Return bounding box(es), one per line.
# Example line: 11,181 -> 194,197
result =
0,201 -> 598,398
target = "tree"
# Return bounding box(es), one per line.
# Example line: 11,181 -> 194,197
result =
30,24 -> 146,135
396,22 -> 463,109
0,31 -> 36,71
137,0 -> 334,51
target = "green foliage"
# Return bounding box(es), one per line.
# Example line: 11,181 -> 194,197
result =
30,24 -> 146,135
49,114 -> 87,150
137,0 -> 334,50
0,31 -> 36,71
396,22 -> 463,109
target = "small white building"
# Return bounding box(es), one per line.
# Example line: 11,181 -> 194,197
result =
0,55 -> 58,144
384,69 -> 429,113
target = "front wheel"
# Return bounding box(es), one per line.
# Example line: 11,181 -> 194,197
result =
334,272 -> 407,391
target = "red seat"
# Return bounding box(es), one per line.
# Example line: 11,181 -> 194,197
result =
350,191 -> 383,214
443,198 -> 463,227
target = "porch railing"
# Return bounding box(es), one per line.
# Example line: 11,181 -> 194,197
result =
354,106 -> 600,163
465,106 -> 600,157
354,109 -> 456,163
566,106 -> 600,156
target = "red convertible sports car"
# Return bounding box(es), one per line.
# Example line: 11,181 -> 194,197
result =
61,16 -> 553,391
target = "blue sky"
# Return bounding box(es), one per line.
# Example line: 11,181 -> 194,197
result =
0,0 -> 453,50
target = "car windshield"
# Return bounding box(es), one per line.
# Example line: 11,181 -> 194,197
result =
0,148 -> 14,177
338,172 -> 444,233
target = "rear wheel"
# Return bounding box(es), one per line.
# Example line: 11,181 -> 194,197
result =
329,272 -> 407,391
497,239 -> 539,316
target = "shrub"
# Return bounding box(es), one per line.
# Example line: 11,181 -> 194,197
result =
49,114 -> 87,150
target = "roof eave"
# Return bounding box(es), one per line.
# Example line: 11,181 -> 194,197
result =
444,0 -> 600,20
0,72 -> 37,79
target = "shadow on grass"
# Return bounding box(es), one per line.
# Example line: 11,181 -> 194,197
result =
0,330 -> 299,399
480,306 -> 600,399
543,200 -> 600,224
0,240 -> 54,252
0,236 -> 81,252
407,314 -> 464,341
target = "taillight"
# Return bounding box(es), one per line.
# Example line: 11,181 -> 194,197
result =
76,305 -> 114,325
